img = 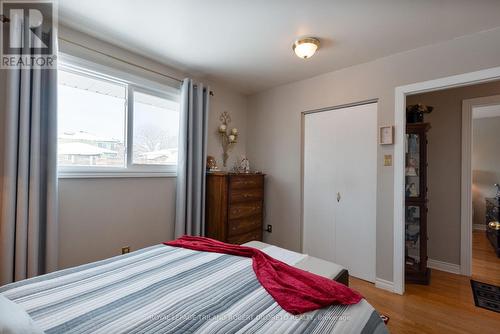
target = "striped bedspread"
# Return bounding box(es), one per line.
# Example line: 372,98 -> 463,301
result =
0,245 -> 388,333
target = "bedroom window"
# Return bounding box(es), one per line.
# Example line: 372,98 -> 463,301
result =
57,61 -> 180,177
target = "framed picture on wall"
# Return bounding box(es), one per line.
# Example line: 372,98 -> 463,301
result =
379,125 -> 394,145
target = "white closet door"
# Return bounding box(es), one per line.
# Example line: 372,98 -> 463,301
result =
303,103 -> 377,282
303,112 -> 337,262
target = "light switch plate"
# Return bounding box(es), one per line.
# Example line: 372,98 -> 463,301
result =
384,155 -> 393,166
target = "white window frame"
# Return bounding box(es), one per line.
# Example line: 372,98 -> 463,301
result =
57,55 -> 181,179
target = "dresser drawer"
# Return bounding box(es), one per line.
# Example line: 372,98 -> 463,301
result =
227,229 -> 262,245
230,187 -> 263,203
229,202 -> 262,220
229,175 -> 263,190
228,216 -> 262,236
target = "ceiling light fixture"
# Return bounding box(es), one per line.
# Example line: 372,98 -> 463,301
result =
293,37 -> 320,59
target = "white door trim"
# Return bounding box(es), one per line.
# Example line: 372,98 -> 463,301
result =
393,66 -> 500,295
461,94 -> 500,276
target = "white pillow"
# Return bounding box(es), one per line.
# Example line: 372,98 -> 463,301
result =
0,295 -> 44,334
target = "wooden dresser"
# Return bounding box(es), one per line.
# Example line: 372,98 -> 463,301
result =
205,172 -> 265,244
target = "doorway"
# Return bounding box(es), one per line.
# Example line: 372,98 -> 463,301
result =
394,66 -> 500,295
468,98 -> 500,286
402,86 -> 500,291
302,101 -> 377,282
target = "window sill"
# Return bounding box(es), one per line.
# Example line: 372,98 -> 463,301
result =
58,171 -> 177,179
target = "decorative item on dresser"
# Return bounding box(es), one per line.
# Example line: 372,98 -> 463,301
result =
205,172 -> 265,244
405,122 -> 431,284
485,197 -> 500,257
206,155 -> 219,171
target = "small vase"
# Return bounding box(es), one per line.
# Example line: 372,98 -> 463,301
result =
406,110 -> 423,124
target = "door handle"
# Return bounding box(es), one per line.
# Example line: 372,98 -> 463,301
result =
337,192 -> 341,202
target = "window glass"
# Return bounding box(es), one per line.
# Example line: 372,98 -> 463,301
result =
132,91 -> 180,165
58,70 -> 126,167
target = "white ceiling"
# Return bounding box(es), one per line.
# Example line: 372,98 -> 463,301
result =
58,0 -> 500,95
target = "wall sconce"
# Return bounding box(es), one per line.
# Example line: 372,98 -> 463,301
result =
218,111 -> 238,167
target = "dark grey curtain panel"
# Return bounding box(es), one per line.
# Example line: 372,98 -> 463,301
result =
0,67 -> 59,284
174,79 -> 210,238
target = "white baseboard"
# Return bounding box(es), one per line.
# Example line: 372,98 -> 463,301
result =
473,224 -> 486,231
375,278 -> 394,292
427,259 -> 461,274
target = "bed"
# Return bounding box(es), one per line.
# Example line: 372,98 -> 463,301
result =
243,241 -> 350,286
0,242 -> 388,333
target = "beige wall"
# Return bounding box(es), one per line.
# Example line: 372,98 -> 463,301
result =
472,116 -> 500,228
58,178 -> 175,268
207,84 -> 248,170
56,27 -> 248,268
246,27 -> 500,281
407,82 -> 500,265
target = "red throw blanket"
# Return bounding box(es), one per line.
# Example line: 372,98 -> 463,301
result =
164,236 -> 362,314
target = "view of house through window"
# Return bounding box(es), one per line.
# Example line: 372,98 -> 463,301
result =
58,70 -> 127,167
57,66 -> 180,172
132,91 -> 180,165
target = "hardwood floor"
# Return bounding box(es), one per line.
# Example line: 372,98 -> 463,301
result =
349,232 -> 500,333
351,272 -> 500,333
472,230 -> 500,286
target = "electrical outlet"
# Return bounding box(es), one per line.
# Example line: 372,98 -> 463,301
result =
266,225 -> 273,233
121,246 -> 130,254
